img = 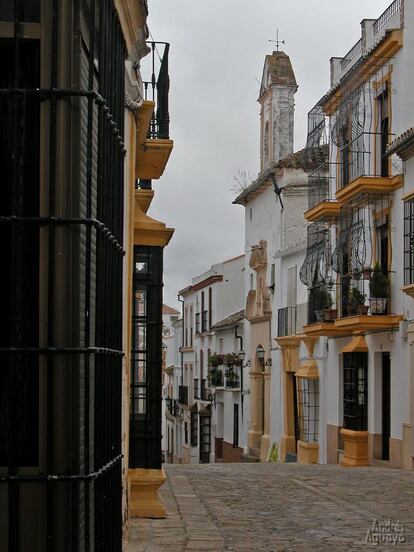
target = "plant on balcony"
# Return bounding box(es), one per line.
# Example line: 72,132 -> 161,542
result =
225,368 -> 240,388
369,263 -> 389,314
209,352 -> 224,367
224,352 -> 241,367
208,366 -> 223,387
349,286 -> 368,315
312,285 -> 333,322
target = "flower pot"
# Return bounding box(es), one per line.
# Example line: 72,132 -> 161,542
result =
369,297 -> 387,315
324,308 -> 337,322
315,310 -> 326,322
357,304 -> 369,315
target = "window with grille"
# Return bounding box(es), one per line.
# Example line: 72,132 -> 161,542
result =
297,378 -> 319,443
343,352 -> 368,431
130,246 -> 163,470
191,411 -> 198,446
404,197 -> 414,285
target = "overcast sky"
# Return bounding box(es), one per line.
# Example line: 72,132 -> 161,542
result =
145,0 -> 392,309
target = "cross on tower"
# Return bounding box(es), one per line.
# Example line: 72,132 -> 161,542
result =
269,29 -> 285,52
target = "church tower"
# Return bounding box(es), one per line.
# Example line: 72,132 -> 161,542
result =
258,51 -> 298,172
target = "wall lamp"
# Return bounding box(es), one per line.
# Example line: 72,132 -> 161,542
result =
238,350 -> 251,367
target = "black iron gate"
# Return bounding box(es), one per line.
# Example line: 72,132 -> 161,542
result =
0,1 -> 126,550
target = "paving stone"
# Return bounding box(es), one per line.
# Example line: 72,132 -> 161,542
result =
128,463 -> 414,551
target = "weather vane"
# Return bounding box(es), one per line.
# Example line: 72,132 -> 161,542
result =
269,29 -> 285,52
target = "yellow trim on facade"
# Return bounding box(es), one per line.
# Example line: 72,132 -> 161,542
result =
135,189 -> 155,214
335,174 -> 403,205
136,138 -> 174,180
304,200 -> 341,223
334,314 -> 403,332
129,468 -> 167,518
340,429 -> 369,467
136,100 -> 156,146
303,322 -> 348,337
341,334 -> 368,353
323,30 -> 403,116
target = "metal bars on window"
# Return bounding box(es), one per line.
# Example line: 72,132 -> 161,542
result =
296,378 -> 319,443
343,352 -> 368,431
404,197 -> 414,285
0,0 -> 126,550
130,246 -> 163,470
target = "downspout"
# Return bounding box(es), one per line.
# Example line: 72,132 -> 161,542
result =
235,324 -> 244,420
178,295 -> 184,387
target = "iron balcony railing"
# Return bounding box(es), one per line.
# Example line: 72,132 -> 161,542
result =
339,130 -> 393,188
142,41 -> 170,140
373,0 -> 402,35
277,306 -> 297,337
340,38 -> 362,72
178,385 -> 189,406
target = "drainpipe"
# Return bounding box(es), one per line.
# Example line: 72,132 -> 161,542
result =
178,295 -> 184,387
235,324 -> 244,420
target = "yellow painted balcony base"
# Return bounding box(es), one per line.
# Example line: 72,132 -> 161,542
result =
136,138 -> 174,180
336,174 -> 403,205
401,284 -> 414,299
304,200 -> 340,223
297,441 -> 319,464
340,429 -> 369,467
129,468 -> 167,518
136,101 -> 155,146
303,322 -> 347,337
279,434 -> 296,461
334,314 -> 403,333
135,188 -> 154,214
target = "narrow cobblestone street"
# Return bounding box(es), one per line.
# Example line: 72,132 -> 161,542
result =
128,463 -> 414,552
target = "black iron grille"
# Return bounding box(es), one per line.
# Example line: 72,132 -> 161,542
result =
0,1 -> 126,550
343,352 -> 368,431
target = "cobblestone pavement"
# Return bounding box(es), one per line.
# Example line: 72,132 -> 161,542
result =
127,463 -> 414,551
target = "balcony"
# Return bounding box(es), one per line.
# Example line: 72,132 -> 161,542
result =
208,367 -> 224,388
195,312 -> 200,334
277,306 -> 297,337
178,385 -> 189,406
303,285 -> 347,337
224,367 -> 240,390
335,131 -> 403,205
136,42 -> 173,181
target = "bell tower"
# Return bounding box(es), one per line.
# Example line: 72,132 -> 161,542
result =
258,50 -> 298,172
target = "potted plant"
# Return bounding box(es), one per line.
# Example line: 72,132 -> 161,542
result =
208,366 -> 223,387
224,352 -> 240,367
369,263 -> 389,314
225,368 -> 240,389
312,285 -> 333,322
348,286 -> 368,315
209,353 -> 224,368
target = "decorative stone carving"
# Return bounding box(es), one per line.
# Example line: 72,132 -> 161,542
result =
247,240 -> 271,320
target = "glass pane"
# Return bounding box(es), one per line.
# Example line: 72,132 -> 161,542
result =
135,290 -> 146,317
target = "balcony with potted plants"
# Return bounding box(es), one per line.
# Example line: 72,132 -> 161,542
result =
334,263 -> 402,332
